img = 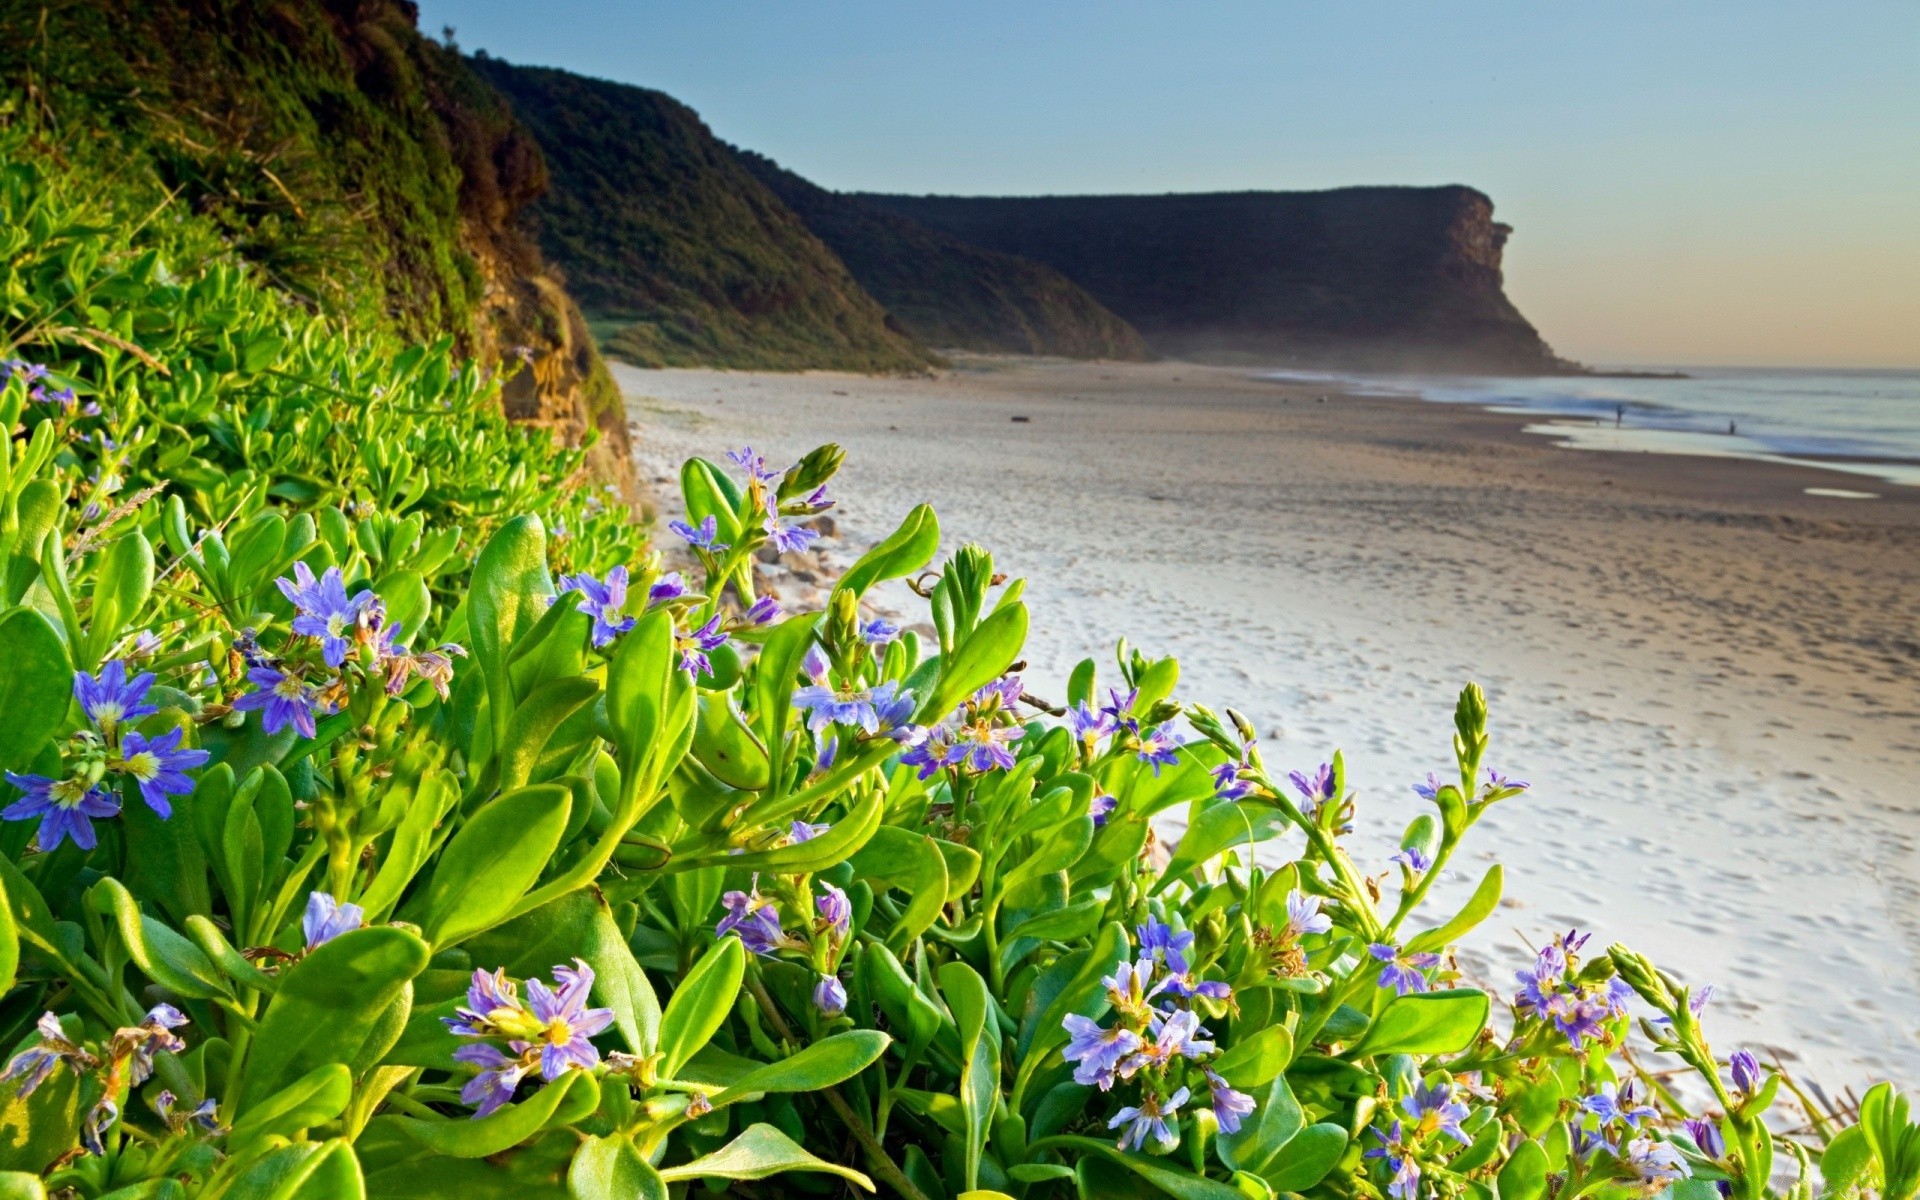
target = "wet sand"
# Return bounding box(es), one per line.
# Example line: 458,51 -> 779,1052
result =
616,356 -> 1920,1094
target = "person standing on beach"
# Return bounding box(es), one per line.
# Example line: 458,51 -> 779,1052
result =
1616,403 -> 1624,427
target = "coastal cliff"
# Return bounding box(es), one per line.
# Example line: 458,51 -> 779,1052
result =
736,152 -> 1150,360
859,186 -> 1579,374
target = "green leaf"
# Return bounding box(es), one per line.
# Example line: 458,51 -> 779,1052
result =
658,1123 -> 874,1192
497,677 -> 601,793
1213,1024 -> 1293,1090
696,790 -> 883,874
713,1031 -> 890,1106
680,458 -> 745,548
1346,989 -> 1489,1058
0,608 -> 70,773
1154,802 -> 1287,893
1406,865 -> 1503,953
1053,1137 -> 1244,1200
460,890 -> 659,1057
219,1137 -> 364,1200
228,1064 -> 353,1151
0,1171 -> 46,1200
1498,1139 -> 1549,1200
940,960 -> 998,1192
748,611 -> 821,802
1000,813 -> 1093,897
921,603 -> 1028,722
848,827 -> 949,950
658,937 -> 744,1077
95,876 -> 231,1000
384,1070 -> 596,1159
831,504 -> 939,601
569,1134 -> 666,1200
1818,1126 -> 1871,1197
0,903 -> 14,1001
469,516 -> 553,752
1264,1123 -> 1349,1192
421,784 -> 570,944
240,927 -> 429,1112
858,942 -> 946,1055
1218,1071 -> 1305,1177
1025,923 -> 1129,1069
84,530 -> 154,668
604,608 -> 675,797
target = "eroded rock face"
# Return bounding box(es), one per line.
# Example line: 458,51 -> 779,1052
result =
857,186 -> 1581,375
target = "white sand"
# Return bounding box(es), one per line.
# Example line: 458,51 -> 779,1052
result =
617,358 -> 1920,1097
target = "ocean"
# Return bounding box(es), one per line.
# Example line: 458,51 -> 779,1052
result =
1264,366 -> 1920,489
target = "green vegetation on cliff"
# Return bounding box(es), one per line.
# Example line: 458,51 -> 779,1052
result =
737,151 -> 1149,360
468,56 -> 936,373
0,0 -> 631,481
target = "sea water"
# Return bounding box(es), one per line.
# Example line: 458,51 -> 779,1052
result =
1266,366 -> 1920,489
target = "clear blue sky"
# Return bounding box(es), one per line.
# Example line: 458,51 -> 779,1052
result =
419,1 -> 1918,368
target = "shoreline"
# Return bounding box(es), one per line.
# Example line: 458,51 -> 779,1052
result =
618,356 -> 1920,1093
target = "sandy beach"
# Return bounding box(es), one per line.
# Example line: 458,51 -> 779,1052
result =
616,356 -> 1920,1096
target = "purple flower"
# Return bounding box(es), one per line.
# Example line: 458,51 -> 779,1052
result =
125,1005 -> 187,1085
676,615 -> 729,677
1103,958 -> 1168,1017
1135,725 -> 1183,774
814,975 -> 848,1017
302,891 -> 364,950
278,563 -> 377,668
1365,1124 -> 1423,1200
454,1043 -> 529,1117
813,733 -> 839,772
1067,701 -> 1116,744
1212,756 -> 1253,801
1206,1069 -> 1257,1135
1161,972 -> 1233,1002
1582,1080 -> 1657,1129
974,675 -> 1025,711
1685,1118 -> 1725,1159
75,660 -> 158,732
1089,793 -> 1118,827
669,515 -> 729,552
717,889 -> 788,955
1100,687 -> 1137,721
1479,768 -> 1530,802
1110,1086 -> 1189,1152
526,960 -> 614,1079
1,1013 -> 86,1097
897,726 -> 953,779
117,728 -> 208,818
1062,1015 -> 1142,1091
1283,892 -> 1332,940
788,820 -> 828,843
1412,772 -> 1445,801
0,359 -> 48,384
1402,1079 -> 1471,1145
1625,1137 -> 1691,1189
800,484 -> 834,511
1728,1050 -> 1762,1095
444,969 -> 525,1038
1120,1008 -> 1215,1077
1369,943 -> 1441,996
80,1097 -> 117,1156
1391,846 -> 1433,873
816,883 -> 852,938
727,446 -> 783,482
742,594 -> 781,626
154,1090 -> 220,1133
1290,763 -> 1337,810
793,677 -> 911,734
1136,918 -> 1194,975
763,517 -> 817,554
556,567 -> 636,647
3,772 -> 120,850
941,718 -> 1023,772
232,667 -> 319,738
859,618 -> 899,645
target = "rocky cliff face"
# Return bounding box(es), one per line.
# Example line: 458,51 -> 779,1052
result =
859,186 -> 1577,374
737,152 -> 1148,361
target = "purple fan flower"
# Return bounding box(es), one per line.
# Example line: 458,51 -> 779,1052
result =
1283,891 -> 1333,940
669,515 -> 729,552
1136,725 -> 1183,774
813,975 -> 848,1017
233,666 -> 320,737
1161,972 -> 1233,1002
1,1013 -> 85,1097
974,675 -> 1024,711
1402,1079 -> 1471,1144
1391,845 -> 1433,873
3,772 -> 120,851
1625,1137 -> 1691,1189
1411,772 -> 1445,801
117,728 -> 208,818
1120,1008 -> 1215,1077
444,969 -> 524,1038
454,1043 -> 529,1117
1212,756 -> 1253,801
727,446 -> 783,482
125,1005 -> 187,1086
793,677 -> 911,734
1583,1080 -> 1657,1129
1089,792 -> 1118,827
763,517 -> 817,554
789,820 -> 828,843
1206,1069 -> 1257,1135
813,733 -> 839,772
1100,687 -> 1137,721
1110,1086 -> 1189,1152
1729,1050 -> 1762,1095
1067,700 -> 1116,744
1290,763 -> 1337,810
525,960 -> 614,1079
677,615 -> 729,677
717,890 -> 787,955
556,567 -> 636,647
859,618 -> 899,645
1137,918 -> 1194,975
303,891 -> 364,949
1365,1124 -> 1423,1200
816,883 -> 852,938
1061,1015 -> 1142,1091
80,1097 -> 117,1156
0,360 -> 48,384
1479,768 -> 1530,801
743,594 -> 781,626
897,725 -> 954,779
801,484 -> 834,511
942,718 -> 1023,772
1369,942 -> 1441,996
1685,1118 -> 1725,1159
278,563 -> 377,668
75,660 -> 158,732
155,1090 -> 220,1133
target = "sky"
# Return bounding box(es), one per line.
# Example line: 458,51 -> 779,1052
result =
418,1 -> 1919,369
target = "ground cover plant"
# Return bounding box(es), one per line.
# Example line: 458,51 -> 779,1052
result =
1,114 -> 1916,1200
